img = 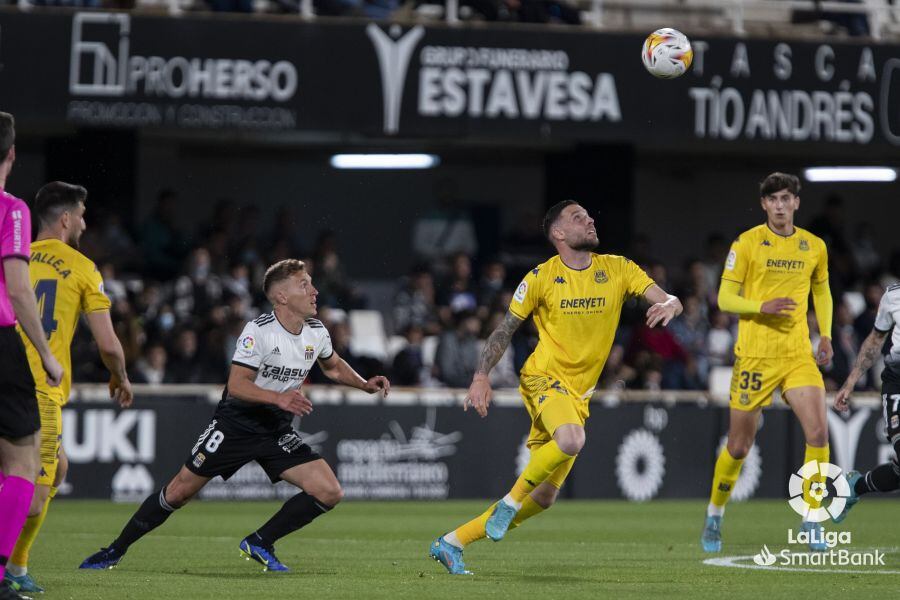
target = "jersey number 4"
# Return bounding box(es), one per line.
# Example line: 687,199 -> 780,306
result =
738,371 -> 763,392
34,279 -> 58,340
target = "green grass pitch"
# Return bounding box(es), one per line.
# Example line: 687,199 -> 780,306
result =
27,498 -> 900,599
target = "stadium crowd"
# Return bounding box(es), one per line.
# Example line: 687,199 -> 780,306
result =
66,191 -> 894,393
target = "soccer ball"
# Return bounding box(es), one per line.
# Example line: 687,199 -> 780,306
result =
641,28 -> 693,79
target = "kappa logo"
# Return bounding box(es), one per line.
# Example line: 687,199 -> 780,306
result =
761,239 -> 772,246
367,24 -> 425,135
554,276 -> 566,284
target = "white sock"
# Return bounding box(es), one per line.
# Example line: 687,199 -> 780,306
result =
7,563 -> 26,577
707,503 -> 725,518
502,494 -> 523,511
443,531 -> 463,549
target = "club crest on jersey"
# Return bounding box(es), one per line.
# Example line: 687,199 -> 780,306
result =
761,240 -> 772,246
193,452 -> 206,468
305,345 -> 315,360
739,393 -> 750,405
594,270 -> 608,284
240,335 -> 255,350
799,239 -> 809,251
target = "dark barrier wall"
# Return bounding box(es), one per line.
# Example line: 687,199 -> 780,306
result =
59,394 -> 893,502
0,11 -> 898,148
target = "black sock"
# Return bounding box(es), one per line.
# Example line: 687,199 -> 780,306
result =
253,493 -> 331,547
855,461 -> 900,496
111,487 -> 178,552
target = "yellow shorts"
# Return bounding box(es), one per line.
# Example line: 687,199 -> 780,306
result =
520,375 -> 590,447
729,355 -> 824,411
35,389 -> 63,488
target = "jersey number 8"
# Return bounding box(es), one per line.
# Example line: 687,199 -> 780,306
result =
205,431 -> 225,453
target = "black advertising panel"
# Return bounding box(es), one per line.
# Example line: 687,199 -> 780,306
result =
0,12 -> 898,148
59,392 -> 893,502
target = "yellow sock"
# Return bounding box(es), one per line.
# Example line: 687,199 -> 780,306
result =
709,448 -> 744,511
803,444 -> 830,512
10,488 -> 55,568
510,441 -> 573,503
453,495 -> 546,547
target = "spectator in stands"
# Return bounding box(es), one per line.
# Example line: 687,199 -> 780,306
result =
394,266 -> 441,335
828,301 -> 860,390
132,342 -> 170,385
598,344 -> 637,390
172,248 -> 223,322
165,328 -> 217,384
851,223 -> 882,279
707,310 -> 734,367
669,295 -> 710,385
313,230 -> 363,309
478,258 -> 507,309
140,188 -> 189,280
99,263 -> 127,304
392,324 -> 426,386
627,314 -> 690,389
434,310 -> 481,388
438,252 -> 479,321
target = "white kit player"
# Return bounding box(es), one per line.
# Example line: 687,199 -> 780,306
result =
80,259 -> 390,572
831,283 -> 900,521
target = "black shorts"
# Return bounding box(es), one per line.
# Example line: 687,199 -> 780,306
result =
881,381 -> 900,446
0,326 -> 38,439
185,416 -> 321,483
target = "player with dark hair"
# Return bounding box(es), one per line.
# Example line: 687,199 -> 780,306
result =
0,113 -> 64,600
830,283 -> 900,520
430,200 -> 683,575
4,182 -> 133,594
80,259 -> 390,572
701,172 -> 834,553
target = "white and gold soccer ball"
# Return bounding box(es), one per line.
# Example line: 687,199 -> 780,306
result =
641,28 -> 693,79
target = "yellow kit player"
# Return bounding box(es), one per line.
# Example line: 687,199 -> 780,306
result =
701,172 -> 833,554
429,200 -> 683,575
5,182 -> 133,594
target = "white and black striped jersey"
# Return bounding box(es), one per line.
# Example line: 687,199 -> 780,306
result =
875,284 -> 900,385
215,312 -> 333,433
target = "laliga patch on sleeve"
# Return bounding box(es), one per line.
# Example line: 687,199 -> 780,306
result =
514,280 -> 528,303
240,335 -> 255,350
725,250 -> 737,271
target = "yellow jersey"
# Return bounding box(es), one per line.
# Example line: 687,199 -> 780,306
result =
18,238 -> 110,404
722,224 -> 828,358
510,254 -> 655,398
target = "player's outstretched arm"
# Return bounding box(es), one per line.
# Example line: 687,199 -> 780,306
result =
227,363 -> 313,416
3,257 -> 63,387
86,310 -> 134,407
834,327 -> 889,413
466,311 -> 524,418
642,284 -> 683,327
318,352 -> 390,397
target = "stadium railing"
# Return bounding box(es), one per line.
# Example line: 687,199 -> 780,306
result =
70,383 -> 885,409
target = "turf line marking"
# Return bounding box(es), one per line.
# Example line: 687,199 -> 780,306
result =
704,554 -> 900,575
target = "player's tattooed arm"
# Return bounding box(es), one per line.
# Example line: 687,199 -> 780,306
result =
834,328 -> 889,412
475,311 -> 524,376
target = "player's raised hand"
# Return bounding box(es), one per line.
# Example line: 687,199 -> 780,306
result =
42,353 -> 64,388
464,373 -> 493,418
816,337 -> 834,366
364,375 -> 391,398
646,302 -> 677,328
110,375 -> 134,408
761,297 -> 796,316
276,389 -> 313,416
834,385 -> 853,413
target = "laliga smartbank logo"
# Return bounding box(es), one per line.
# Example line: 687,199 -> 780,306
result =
787,460 -> 850,523
748,460 -> 884,569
